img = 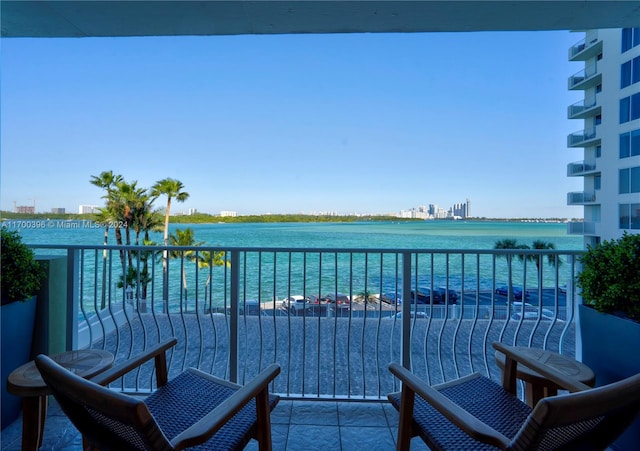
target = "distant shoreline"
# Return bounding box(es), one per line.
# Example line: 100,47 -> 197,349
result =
0,211 -> 577,224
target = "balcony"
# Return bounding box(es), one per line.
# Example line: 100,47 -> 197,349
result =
567,221 -> 597,236
567,191 -> 597,205
567,127 -> 600,147
567,96 -> 600,120
568,64 -> 601,91
567,160 -> 598,177
568,36 -> 603,61
1,244 -> 583,449
2,398 -> 402,450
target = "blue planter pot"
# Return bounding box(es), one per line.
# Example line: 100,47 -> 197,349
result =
1,297 -> 37,429
579,303 -> 640,450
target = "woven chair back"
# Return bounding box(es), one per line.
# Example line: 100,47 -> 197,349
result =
35,354 -> 174,451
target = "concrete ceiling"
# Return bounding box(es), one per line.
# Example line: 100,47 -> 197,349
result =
2,1 -> 640,38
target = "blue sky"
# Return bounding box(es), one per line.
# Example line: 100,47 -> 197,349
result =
1,31 -> 585,218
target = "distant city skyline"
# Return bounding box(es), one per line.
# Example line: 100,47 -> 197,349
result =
8,196 -> 580,220
2,31 -> 584,218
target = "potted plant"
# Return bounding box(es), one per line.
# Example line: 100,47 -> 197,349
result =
1,227 -> 44,429
577,231 -> 640,450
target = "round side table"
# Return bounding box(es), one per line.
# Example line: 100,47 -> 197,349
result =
495,346 -> 595,407
7,349 -> 114,451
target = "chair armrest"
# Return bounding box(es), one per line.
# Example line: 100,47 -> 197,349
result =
89,338 -> 178,386
492,342 -> 591,393
388,363 -> 510,448
170,364 -> 281,450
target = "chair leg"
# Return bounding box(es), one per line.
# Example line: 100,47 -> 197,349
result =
397,387 -> 415,451
255,388 -> 273,451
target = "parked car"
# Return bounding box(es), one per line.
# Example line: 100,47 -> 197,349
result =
409,287 -> 432,304
495,285 -> 530,300
379,292 -> 402,305
281,295 -> 307,315
434,287 -> 459,304
511,302 -> 555,321
322,293 -> 350,309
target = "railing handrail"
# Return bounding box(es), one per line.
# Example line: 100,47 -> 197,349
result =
28,242 -> 583,256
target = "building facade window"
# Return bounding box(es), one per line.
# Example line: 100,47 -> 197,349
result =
619,203 -> 640,229
622,27 -> 640,53
620,129 -> 640,158
621,56 -> 640,88
596,83 -> 602,94
619,166 -> 640,194
620,93 -> 640,123
596,145 -> 602,158
594,174 -> 601,190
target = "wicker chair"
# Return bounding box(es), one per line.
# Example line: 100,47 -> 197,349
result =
388,342 -> 640,450
34,338 -> 280,450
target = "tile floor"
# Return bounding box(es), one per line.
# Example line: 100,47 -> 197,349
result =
1,399 -> 430,450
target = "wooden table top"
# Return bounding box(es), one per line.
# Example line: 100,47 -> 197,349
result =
495,346 -> 595,386
7,349 -> 114,397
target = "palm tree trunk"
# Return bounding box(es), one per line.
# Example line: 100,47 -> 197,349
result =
115,225 -> 125,271
507,255 -> 514,302
162,197 -> 172,312
100,226 -> 109,309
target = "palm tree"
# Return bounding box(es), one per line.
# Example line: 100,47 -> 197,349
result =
90,171 -> 124,309
493,239 -> 528,301
151,178 -> 190,303
197,250 -> 229,311
150,178 -> 190,246
529,239 -> 560,270
495,239 -> 561,301
167,228 -> 203,309
527,240 -> 561,289
113,180 -> 145,265
90,171 -> 124,244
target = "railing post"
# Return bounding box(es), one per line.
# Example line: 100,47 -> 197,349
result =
66,248 -> 80,351
401,251 -> 412,369
229,250 -> 240,383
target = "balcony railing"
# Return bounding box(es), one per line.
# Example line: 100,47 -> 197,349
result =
567,221 -> 597,235
31,244 -> 582,401
568,36 -> 602,61
567,160 -> 597,177
568,63 -> 601,90
567,191 -> 597,205
567,96 -> 599,120
567,127 -> 599,147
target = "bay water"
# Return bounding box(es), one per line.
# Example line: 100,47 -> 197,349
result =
8,220 -> 583,309
11,219 -> 582,250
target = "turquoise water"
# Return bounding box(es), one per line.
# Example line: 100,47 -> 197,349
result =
10,219 -> 582,250
7,220 -> 583,309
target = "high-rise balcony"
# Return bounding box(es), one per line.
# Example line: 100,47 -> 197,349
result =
0,243 -> 584,449
567,191 -> 597,205
568,36 -> 603,61
567,161 -> 598,177
567,127 -> 600,147
567,221 -> 597,236
567,96 -> 600,120
568,64 -> 601,90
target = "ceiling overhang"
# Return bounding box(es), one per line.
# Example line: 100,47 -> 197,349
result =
2,1 -> 640,38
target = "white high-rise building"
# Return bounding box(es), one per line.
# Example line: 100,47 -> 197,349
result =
567,28 -> 640,247
78,205 -> 98,214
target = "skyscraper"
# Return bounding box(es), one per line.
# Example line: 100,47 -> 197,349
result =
567,28 -> 640,247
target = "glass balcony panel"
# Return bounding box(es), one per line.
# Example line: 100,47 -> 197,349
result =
567,127 -> 599,147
